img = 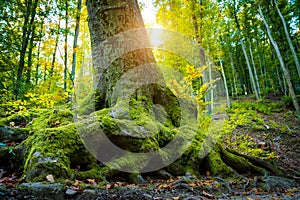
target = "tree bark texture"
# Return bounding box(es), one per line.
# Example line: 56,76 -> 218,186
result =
87,0 -> 163,109
258,4 -> 300,116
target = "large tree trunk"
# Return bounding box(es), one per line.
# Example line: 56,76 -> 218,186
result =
86,0 -> 163,109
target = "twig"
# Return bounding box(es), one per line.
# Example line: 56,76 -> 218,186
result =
215,177 -> 233,196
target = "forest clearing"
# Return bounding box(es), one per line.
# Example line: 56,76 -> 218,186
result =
0,0 -> 300,199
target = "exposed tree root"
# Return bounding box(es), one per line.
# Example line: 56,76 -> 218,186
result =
226,148 -> 282,176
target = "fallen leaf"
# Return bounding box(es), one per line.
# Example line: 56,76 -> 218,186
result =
46,174 -> 55,183
205,171 -> 211,176
106,184 -> 114,189
73,179 -> 82,186
0,177 -> 9,183
202,191 -> 214,199
158,184 -> 171,189
87,179 -> 95,184
188,182 -> 197,187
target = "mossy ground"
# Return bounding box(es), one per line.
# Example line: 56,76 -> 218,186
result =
1,96 -> 297,184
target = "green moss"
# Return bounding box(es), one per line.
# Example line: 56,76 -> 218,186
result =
220,147 -> 266,176
0,111 -> 33,126
31,109 -> 73,131
74,168 -> 106,180
23,123 -> 96,182
207,147 -> 233,177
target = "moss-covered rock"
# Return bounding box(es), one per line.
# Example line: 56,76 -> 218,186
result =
0,126 -> 29,143
31,109 -> 74,131
0,144 -> 26,174
23,123 -> 98,182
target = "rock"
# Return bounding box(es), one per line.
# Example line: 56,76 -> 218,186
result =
76,189 -> 97,200
37,156 -> 58,164
83,189 -> 96,195
46,174 -> 55,183
33,152 -> 41,157
19,182 -> 65,200
110,106 -> 130,119
129,173 -> 147,184
273,136 -> 281,142
143,193 -> 153,199
65,188 -> 77,196
0,144 -> 25,173
0,126 -> 28,142
264,176 -> 298,191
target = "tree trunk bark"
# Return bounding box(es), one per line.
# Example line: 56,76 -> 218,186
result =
258,4 -> 300,116
220,60 -> 231,108
71,0 -> 82,89
86,0 -> 162,109
231,4 -> 260,100
275,1 -> 300,80
50,20 -> 61,79
26,24 -> 36,85
228,44 -> 238,97
15,0 -> 39,99
64,0 -> 68,92
248,40 -> 261,95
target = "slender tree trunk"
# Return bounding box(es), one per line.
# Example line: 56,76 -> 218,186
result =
50,20 -> 61,79
70,0 -> 82,102
208,59 -> 213,113
275,1 -> 300,79
64,0 -> 68,92
248,40 -> 261,96
71,0 -> 82,88
230,4 -> 260,100
26,24 -> 36,85
15,0 -> 39,98
276,66 -> 284,94
240,39 -> 259,99
220,60 -> 230,108
35,39 -> 41,85
259,4 -> 300,116
35,21 -> 43,85
228,45 -> 238,97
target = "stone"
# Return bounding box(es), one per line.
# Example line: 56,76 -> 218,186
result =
65,188 -> 77,196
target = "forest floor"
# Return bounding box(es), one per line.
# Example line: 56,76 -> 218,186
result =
0,97 -> 300,199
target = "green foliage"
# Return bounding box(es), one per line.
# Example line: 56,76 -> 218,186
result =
1,91 -> 69,115
281,95 -> 298,109
230,101 -> 283,115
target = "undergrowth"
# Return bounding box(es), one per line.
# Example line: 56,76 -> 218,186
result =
222,101 -> 284,160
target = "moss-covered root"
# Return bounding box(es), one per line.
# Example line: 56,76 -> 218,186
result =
74,166 -> 118,181
207,144 -> 268,177
226,148 -> 282,176
23,123 -> 98,182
